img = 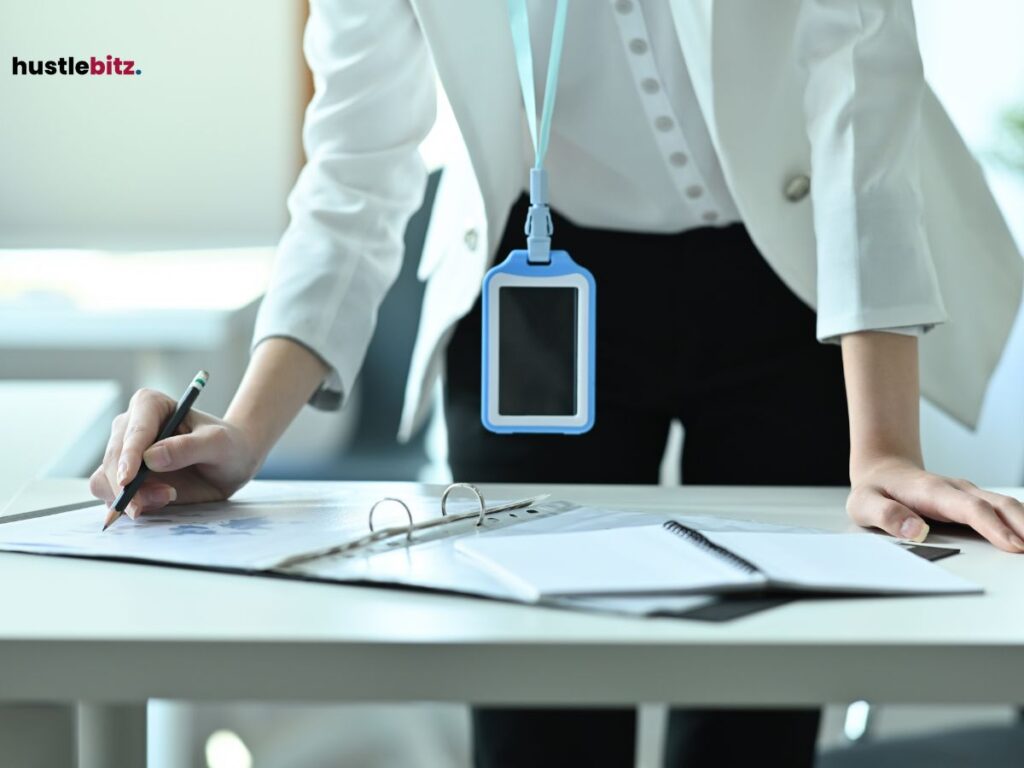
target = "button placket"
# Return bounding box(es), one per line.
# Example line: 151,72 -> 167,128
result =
609,0 -> 720,223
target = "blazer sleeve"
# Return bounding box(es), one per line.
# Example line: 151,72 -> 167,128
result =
252,0 -> 436,409
795,0 -> 948,341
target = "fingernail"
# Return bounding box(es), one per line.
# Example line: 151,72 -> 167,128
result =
900,518 -> 929,542
126,502 -> 139,520
117,459 -> 128,486
167,487 -> 177,503
145,445 -> 169,470
1010,535 -> 1024,551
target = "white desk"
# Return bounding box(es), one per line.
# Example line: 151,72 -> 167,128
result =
0,381 -> 120,515
3,480 -> 1024,766
0,248 -> 274,423
0,248 -> 359,467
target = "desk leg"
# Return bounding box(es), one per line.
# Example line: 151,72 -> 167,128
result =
77,701 -> 147,768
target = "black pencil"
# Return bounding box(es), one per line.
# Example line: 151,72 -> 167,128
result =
103,370 -> 209,531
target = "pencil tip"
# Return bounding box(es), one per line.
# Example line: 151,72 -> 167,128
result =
102,507 -> 118,532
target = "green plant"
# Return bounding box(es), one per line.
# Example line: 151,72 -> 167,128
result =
994,104 -> 1024,172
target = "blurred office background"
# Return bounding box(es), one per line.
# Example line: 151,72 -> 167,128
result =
2,1 -> 1024,766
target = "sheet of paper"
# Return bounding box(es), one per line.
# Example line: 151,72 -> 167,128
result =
454,525 -> 761,600
703,531 -> 981,595
0,481 -> 500,571
296,533 -> 529,601
482,505 -> 822,537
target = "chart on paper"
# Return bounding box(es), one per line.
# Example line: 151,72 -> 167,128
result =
0,481 -> 494,571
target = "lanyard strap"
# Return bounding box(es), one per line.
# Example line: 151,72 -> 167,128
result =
507,0 -> 569,264
508,0 -> 568,169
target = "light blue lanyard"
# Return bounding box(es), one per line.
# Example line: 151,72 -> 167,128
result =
507,0 -> 569,264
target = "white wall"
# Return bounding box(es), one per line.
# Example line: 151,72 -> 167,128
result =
0,0 -> 352,476
0,0 -> 305,249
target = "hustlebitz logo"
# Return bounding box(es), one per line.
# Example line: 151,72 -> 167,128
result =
12,56 -> 141,76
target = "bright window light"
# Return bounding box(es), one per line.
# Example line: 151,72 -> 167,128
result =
0,249 -> 273,313
843,700 -> 872,743
205,729 -> 253,768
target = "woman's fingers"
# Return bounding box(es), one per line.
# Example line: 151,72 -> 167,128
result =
100,412 -> 129,501
846,486 -> 929,542
901,480 -> 1024,553
91,388 -> 181,507
118,389 -> 170,487
89,464 -> 115,503
124,482 -> 177,519
955,482 -> 1024,542
143,427 -> 230,474
850,464 -> 1024,554
90,474 -> 176,520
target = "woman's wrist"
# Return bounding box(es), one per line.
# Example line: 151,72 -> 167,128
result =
840,331 -> 924,483
221,411 -> 273,481
849,450 -> 921,485
223,337 -> 331,479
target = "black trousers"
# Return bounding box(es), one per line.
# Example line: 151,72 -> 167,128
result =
445,197 -> 850,767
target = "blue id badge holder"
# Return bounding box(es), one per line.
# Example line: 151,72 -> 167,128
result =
483,0 -> 593,434
482,172 -> 595,435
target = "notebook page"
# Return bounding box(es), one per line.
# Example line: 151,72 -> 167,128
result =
454,525 -> 763,600
702,532 -> 980,595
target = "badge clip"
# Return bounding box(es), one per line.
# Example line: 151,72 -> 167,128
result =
525,168 -> 553,266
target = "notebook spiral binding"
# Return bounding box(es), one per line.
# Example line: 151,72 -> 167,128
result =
277,484 -> 545,569
662,520 -> 761,576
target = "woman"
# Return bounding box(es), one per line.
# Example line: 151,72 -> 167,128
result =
90,0 -> 1023,765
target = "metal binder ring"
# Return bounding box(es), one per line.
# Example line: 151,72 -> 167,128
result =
367,498 -> 414,542
441,483 -> 487,527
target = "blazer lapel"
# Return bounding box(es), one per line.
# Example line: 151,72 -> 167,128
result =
409,0 -> 525,257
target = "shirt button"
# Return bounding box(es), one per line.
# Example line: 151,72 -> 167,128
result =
654,115 -> 674,132
686,185 -> 703,199
784,174 -> 811,202
640,77 -> 660,94
464,228 -> 479,251
614,0 -> 634,13
669,151 -> 688,167
628,38 -> 649,55
702,211 -> 719,223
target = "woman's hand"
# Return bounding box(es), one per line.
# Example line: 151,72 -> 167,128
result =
841,331 -> 1024,553
89,388 -> 260,518
88,339 -> 331,520
848,455 -> 1024,553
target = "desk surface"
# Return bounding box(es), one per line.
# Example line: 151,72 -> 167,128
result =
2,479 -> 1024,707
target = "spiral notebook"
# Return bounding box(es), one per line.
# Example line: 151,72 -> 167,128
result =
454,519 -> 979,602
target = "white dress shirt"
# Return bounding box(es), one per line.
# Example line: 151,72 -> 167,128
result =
531,0 -> 741,232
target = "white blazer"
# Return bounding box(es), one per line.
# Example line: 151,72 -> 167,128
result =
253,0 -> 1023,441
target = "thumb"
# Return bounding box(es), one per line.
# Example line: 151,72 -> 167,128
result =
143,429 -> 225,472
849,490 -> 930,543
